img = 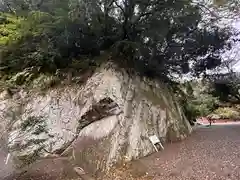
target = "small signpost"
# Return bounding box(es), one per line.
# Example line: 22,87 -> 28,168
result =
149,135 -> 164,152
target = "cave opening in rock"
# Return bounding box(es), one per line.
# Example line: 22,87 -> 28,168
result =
78,98 -> 121,131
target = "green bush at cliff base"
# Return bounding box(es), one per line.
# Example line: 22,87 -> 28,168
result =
208,107 -> 240,120
176,81 -> 219,124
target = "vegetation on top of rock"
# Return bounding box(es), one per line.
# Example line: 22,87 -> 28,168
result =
0,13 -> 22,46
0,0 -> 235,85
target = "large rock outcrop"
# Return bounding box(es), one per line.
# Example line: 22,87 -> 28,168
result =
0,64 -> 192,178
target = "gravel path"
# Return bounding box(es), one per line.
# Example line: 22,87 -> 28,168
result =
2,124 -> 240,180
121,124 -> 240,180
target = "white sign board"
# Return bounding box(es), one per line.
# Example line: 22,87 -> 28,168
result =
149,135 -> 164,152
149,135 -> 160,144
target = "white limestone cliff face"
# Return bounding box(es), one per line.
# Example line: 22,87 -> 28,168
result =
0,64 -> 192,176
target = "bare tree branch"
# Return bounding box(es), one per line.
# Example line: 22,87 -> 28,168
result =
113,0 -> 125,14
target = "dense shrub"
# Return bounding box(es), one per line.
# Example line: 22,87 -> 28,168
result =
177,81 -> 219,124
209,107 -> 240,120
0,11 -> 103,74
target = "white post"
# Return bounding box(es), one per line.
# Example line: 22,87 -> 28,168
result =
158,142 -> 164,150
153,144 -> 159,152
5,153 -> 10,165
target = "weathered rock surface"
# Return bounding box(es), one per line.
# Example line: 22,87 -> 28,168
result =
0,64 -> 191,178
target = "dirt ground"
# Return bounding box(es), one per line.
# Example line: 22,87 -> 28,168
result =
2,124 -> 240,180
105,124 -> 240,180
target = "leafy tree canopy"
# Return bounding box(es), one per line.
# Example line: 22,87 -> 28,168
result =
0,0 -> 236,82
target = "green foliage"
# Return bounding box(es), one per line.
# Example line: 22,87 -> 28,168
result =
176,81 -> 219,123
0,0 -> 232,85
1,9 -> 101,75
31,74 -> 60,90
207,72 -> 240,104
209,107 -> 240,119
9,70 -> 36,85
211,82 -> 240,103
193,95 -> 219,116
0,13 -> 22,46
20,116 -> 46,132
